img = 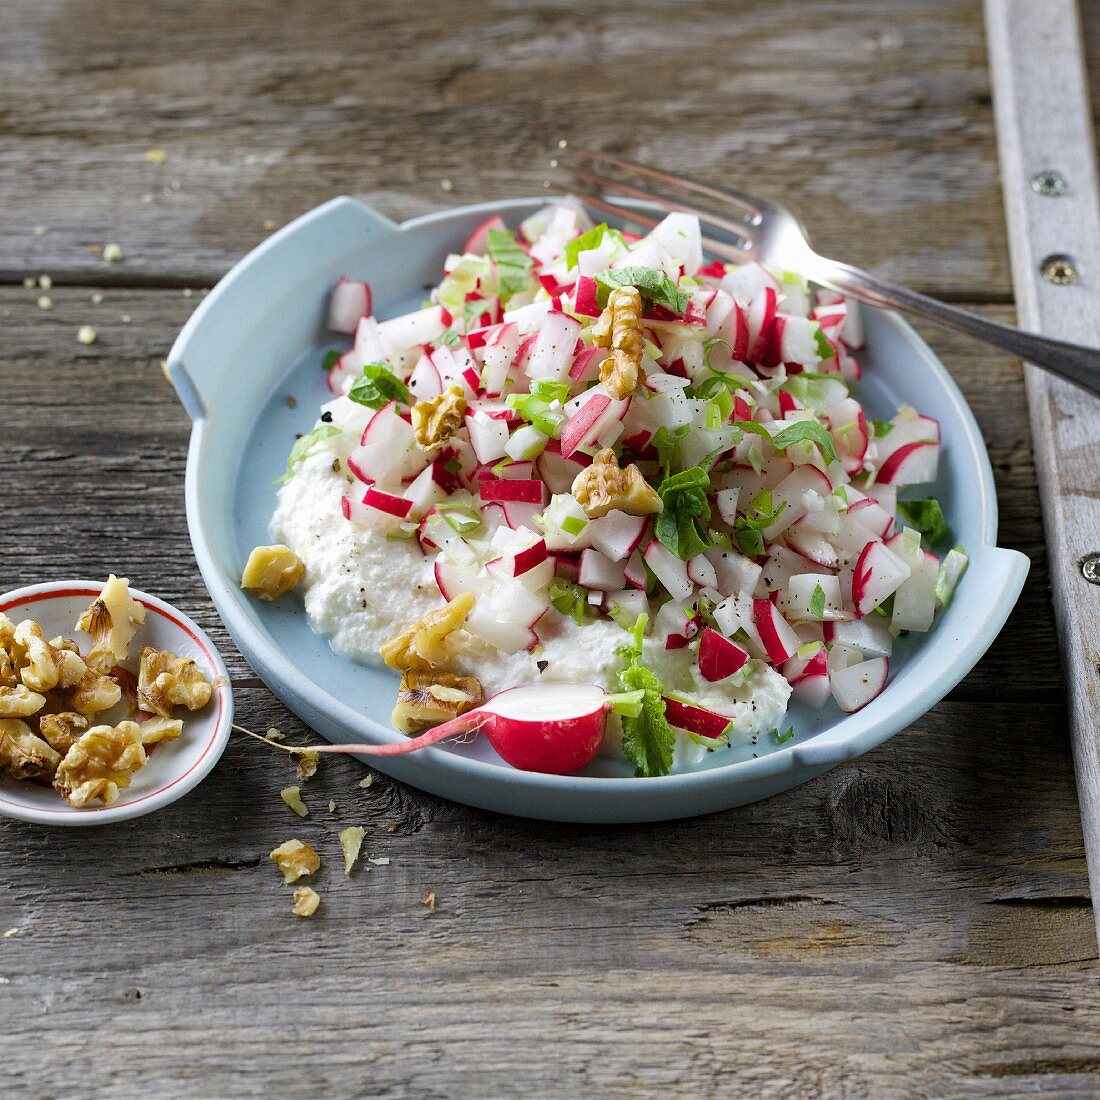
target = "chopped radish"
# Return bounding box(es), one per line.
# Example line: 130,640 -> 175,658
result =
328,277 -> 372,334
852,541 -> 911,617
876,441 -> 940,486
560,388 -> 629,459
588,510 -> 648,562
578,548 -> 628,591
752,599 -> 800,664
662,697 -> 731,739
831,656 -> 889,712
525,311 -> 582,382
479,479 -> 546,506
698,628 -> 749,682
643,540 -> 693,601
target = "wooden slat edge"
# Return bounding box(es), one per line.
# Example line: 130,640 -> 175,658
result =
986,0 -> 1100,941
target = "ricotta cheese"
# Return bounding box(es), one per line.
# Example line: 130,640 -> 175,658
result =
271,443 -> 792,772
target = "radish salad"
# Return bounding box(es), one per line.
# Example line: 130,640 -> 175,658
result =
269,202 -> 967,778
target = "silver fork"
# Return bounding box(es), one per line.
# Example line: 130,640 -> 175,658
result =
556,146 -> 1100,399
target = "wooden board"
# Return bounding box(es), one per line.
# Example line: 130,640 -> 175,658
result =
986,0 -> 1100,945
1,0 -> 1098,1094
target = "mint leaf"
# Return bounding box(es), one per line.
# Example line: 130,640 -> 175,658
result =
809,583 -> 826,619
322,349 -> 342,371
347,362 -> 410,409
771,420 -> 839,465
595,266 -> 688,315
898,497 -> 952,546
487,228 -> 533,302
651,424 -> 690,474
615,614 -> 676,778
870,418 -> 893,437
655,466 -> 712,560
564,223 -> 625,269
733,490 -> 786,557
275,424 -> 343,485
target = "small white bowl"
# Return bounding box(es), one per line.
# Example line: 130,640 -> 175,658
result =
0,580 -> 233,826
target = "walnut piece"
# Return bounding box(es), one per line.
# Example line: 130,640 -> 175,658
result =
0,684 -> 46,719
240,544 -> 305,600
380,592 -> 476,671
136,716 -> 184,745
0,615 -> 22,687
76,574 -> 146,674
281,785 -> 309,817
391,669 -> 483,734
339,825 -> 365,875
292,886 -> 320,917
571,447 -> 663,519
411,384 -> 466,450
269,839 -> 320,883
37,712 -> 89,755
53,721 -> 147,806
137,647 -> 213,718
591,285 -> 644,399
0,719 -> 62,781
13,620 -> 87,694
67,669 -> 123,716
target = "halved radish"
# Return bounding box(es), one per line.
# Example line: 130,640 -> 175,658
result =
306,682 -> 608,775
697,628 -> 749,682
830,656 -> 889,712
328,277 -> 372,334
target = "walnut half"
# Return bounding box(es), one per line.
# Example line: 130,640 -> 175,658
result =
591,285 -> 644,400
571,447 -> 662,519
391,669 -> 483,734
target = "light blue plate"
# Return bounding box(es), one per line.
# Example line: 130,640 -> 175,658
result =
168,196 -> 1029,823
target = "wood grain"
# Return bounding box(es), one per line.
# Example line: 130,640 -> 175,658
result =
0,287 -> 1091,1095
1,0 -> 1097,1093
0,0 -> 1010,296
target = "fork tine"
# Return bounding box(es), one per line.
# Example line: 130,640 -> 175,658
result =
562,163 -> 755,251
568,192 -> 749,266
563,145 -> 764,225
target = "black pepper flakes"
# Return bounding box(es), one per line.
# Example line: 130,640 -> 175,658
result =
320,411 -> 333,423
536,660 -> 549,674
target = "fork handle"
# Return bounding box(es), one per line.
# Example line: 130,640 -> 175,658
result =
811,258 -> 1100,399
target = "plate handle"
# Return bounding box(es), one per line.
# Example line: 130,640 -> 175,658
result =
166,197 -> 397,421
789,545 -> 1030,769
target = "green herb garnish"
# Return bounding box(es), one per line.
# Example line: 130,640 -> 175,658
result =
770,420 -> 839,465
614,614 -> 676,778
733,489 -> 787,558
549,578 -> 590,626
655,465 -> 712,560
347,362 -> 410,409
897,497 -> 952,546
564,223 -> 626,269
275,424 -> 342,485
595,266 -> 688,315
486,228 -> 533,302
809,583 -> 826,619
322,349 -> 342,371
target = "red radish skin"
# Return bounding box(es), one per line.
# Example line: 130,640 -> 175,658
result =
464,215 -> 507,256
303,684 -> 608,775
697,628 -> 749,682
560,393 -> 612,458
662,697 -> 732,739
479,479 -> 546,505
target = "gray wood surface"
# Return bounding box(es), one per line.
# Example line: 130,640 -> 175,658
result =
987,0 -> 1100,947
1,1 -> 1098,1096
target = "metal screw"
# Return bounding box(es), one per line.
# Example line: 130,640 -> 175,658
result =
1040,254 -> 1079,285
1083,553 -> 1100,585
1031,169 -> 1068,196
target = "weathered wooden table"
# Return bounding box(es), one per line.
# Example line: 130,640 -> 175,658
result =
2,1 -> 1098,1094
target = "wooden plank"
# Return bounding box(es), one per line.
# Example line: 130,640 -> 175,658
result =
0,0 -> 1011,296
986,0 -> 1100,946
0,287 -> 1092,1093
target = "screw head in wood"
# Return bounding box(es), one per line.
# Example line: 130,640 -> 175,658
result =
1082,553 -> 1100,585
1030,169 -> 1068,196
1040,254 -> 1079,285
